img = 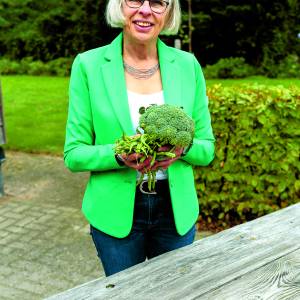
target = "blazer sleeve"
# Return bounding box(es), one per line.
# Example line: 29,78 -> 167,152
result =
64,54 -> 125,172
182,57 -> 215,166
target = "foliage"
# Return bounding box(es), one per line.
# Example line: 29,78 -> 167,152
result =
203,57 -> 256,79
0,57 -> 72,76
277,54 -> 300,78
0,0 -> 114,61
195,84 -> 300,228
259,54 -> 300,79
1,0 -> 299,73
207,76 -> 300,88
188,0 -> 300,67
0,58 -> 20,75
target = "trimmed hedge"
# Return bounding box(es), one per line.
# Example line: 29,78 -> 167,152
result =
203,57 -> 256,79
0,57 -> 72,76
195,84 -> 300,228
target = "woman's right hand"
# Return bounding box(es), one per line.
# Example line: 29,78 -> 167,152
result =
119,153 -> 152,172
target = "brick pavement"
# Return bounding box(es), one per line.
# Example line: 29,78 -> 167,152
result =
0,151 -> 212,300
0,152 -> 102,299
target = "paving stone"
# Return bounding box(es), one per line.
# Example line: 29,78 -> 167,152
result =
0,219 -> 16,230
0,233 -> 19,245
13,204 -> 31,213
6,226 -> 25,234
0,283 -> 39,300
0,265 -> 14,276
3,212 -> 25,220
5,275 -> 49,296
24,221 -> 47,230
7,241 -> 27,249
0,229 -> 10,238
15,216 -> 37,227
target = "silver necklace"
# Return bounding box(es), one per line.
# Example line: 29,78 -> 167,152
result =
123,61 -> 159,80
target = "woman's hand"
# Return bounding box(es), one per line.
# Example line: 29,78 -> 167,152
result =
150,145 -> 184,171
117,143 -> 183,173
119,153 -> 152,172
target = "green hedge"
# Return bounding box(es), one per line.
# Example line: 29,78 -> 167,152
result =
203,57 -> 256,79
195,84 -> 300,228
0,57 -> 72,76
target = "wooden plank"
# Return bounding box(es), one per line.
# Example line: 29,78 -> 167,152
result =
45,203 -> 300,300
202,248 -> 300,299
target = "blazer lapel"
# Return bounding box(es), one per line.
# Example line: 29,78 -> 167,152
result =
101,33 -> 135,135
158,39 -> 182,108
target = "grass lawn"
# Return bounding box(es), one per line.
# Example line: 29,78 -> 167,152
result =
1,76 -> 69,155
1,75 -> 300,155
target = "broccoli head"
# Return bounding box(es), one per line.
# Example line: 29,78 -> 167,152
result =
139,104 -> 194,147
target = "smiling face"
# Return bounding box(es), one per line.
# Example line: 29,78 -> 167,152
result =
122,0 -> 169,44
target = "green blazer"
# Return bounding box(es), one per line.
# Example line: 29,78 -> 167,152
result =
64,33 -> 215,238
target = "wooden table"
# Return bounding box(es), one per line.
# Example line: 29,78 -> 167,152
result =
46,203 -> 300,300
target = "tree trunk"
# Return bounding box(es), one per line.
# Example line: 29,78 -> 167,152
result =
187,0 -> 192,52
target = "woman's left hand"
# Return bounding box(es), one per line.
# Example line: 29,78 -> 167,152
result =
120,153 -> 152,171
150,146 -> 184,171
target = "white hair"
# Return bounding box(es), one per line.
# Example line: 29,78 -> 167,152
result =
105,0 -> 181,35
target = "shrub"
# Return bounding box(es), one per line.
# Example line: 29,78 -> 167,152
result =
27,60 -> 50,75
47,58 -> 73,77
203,57 -> 256,79
0,57 -> 72,76
196,84 -> 300,229
0,58 -> 21,75
277,54 -> 300,78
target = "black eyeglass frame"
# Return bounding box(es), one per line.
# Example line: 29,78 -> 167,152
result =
124,0 -> 170,14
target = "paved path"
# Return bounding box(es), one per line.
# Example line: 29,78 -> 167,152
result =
0,151 -> 101,299
0,151 -> 212,299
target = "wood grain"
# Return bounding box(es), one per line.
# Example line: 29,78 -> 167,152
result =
202,248 -> 300,300
45,203 -> 300,300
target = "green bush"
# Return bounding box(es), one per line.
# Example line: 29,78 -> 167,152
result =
0,58 -> 21,75
277,54 -> 300,78
195,84 -> 300,228
0,57 -> 72,76
47,58 -> 73,77
203,57 -> 256,79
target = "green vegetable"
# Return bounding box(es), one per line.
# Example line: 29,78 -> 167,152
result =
139,104 -> 194,147
114,104 -> 195,191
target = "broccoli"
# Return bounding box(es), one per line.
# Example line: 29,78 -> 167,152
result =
139,104 -> 194,146
114,104 -> 194,191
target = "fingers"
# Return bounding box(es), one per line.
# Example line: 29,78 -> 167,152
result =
122,152 -> 143,162
121,154 -> 152,171
150,156 -> 180,171
157,145 -> 172,152
120,145 -> 184,172
174,147 -> 184,157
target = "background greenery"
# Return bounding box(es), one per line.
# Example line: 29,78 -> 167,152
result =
0,0 -> 299,77
196,84 -> 300,228
2,75 -> 300,155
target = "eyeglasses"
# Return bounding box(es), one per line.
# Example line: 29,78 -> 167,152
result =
124,0 -> 169,14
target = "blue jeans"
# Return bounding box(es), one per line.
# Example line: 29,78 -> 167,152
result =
90,180 -> 196,276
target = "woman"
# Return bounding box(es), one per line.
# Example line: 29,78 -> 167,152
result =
64,0 -> 215,276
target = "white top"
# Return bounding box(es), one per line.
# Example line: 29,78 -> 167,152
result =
127,90 -> 167,181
